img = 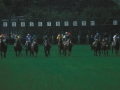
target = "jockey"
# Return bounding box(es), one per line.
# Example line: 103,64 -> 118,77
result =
63,32 -> 68,41
57,34 -> 64,40
66,32 -> 73,45
94,33 -> 101,41
67,32 -> 71,39
32,34 -> 37,40
31,35 -> 37,47
57,34 -> 64,45
14,35 -> 21,46
0,34 -> 7,45
113,33 -> 119,42
47,35 -> 52,47
57,34 -> 60,40
25,34 -> 32,46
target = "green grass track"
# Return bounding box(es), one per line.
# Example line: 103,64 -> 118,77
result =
0,45 -> 120,90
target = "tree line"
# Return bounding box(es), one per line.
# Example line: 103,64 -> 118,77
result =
0,0 -> 120,20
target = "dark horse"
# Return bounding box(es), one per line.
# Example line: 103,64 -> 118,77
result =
101,40 -> 109,56
14,39 -> 22,57
66,38 -> 73,57
31,41 -> 39,56
44,39 -> 51,57
58,37 -> 66,55
92,40 -> 101,56
0,41 -> 7,58
26,42 -> 32,56
111,40 -> 119,55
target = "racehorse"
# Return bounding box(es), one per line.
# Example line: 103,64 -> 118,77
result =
111,40 -> 120,55
92,40 -> 101,56
31,40 -> 39,56
25,42 -> 32,56
62,40 -> 67,56
57,35 -> 64,56
101,40 -> 109,56
14,39 -> 22,57
44,38 -> 51,57
0,40 -> 7,58
66,38 -> 73,57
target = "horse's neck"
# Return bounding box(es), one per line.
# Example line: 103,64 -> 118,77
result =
28,42 -> 31,46
59,38 -> 63,43
93,41 -> 97,46
102,41 -> 106,45
44,40 -> 48,46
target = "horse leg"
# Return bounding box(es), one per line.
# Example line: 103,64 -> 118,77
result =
18,50 -> 21,56
101,48 -> 103,54
107,49 -> 108,56
59,48 -> 61,55
94,49 -> 96,56
96,50 -> 97,56
48,48 -> 50,55
35,50 -> 38,56
16,51 -> 17,57
1,51 -> 2,57
65,49 -> 66,56
63,49 -> 66,56
112,47 -> 114,54
68,50 -> 71,57
44,48 -> 48,57
98,50 -> 100,56
30,50 -> 34,56
103,49 -> 105,56
116,50 -> 118,56
26,50 -> 28,55
4,52 -> 6,58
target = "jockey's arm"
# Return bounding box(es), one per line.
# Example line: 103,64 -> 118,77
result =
94,35 -> 96,41
113,35 -> 116,41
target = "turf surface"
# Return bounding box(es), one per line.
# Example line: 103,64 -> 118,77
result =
0,45 -> 120,90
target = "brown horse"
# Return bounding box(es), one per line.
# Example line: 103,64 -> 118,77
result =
44,37 -> 51,57
66,38 -> 73,57
101,40 -> 109,56
14,39 -> 22,57
31,40 -> 39,56
92,40 -> 101,56
111,40 -> 120,56
0,40 -> 7,58
57,35 -> 64,56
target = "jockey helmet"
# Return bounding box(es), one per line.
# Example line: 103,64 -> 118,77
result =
65,32 -> 68,35
96,33 -> 99,35
27,34 -> 30,36
58,34 -> 60,37
68,32 -> 71,36
33,35 -> 37,38
17,36 -> 20,39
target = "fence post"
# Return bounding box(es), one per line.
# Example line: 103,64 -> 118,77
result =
52,35 -> 54,44
78,35 -> 80,44
86,35 -> 89,44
